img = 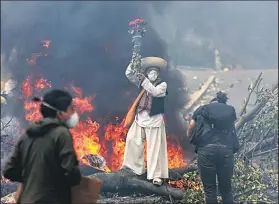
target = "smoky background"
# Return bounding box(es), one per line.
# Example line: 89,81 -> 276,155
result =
1,1 -> 278,148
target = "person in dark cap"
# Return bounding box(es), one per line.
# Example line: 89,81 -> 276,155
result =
186,91 -> 239,204
2,89 -> 81,204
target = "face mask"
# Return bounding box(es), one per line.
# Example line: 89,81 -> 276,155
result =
65,112 -> 79,128
147,70 -> 159,82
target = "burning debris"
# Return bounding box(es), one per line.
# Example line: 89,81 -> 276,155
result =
19,73 -> 186,171
1,19 -> 187,200
1,4 -> 188,200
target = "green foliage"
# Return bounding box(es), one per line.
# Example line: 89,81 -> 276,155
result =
182,83 -> 278,203
182,170 -> 204,203
182,160 -> 274,204
232,161 -> 273,203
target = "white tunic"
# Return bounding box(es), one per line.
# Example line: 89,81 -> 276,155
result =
122,63 -> 169,179
125,64 -> 167,127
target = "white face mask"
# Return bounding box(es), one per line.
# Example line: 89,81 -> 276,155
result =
65,112 -> 79,128
147,70 -> 159,82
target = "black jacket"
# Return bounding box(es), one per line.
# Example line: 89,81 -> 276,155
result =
190,103 -> 240,153
2,118 -> 81,204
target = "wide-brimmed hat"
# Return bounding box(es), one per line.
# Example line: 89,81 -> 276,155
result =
141,57 -> 167,73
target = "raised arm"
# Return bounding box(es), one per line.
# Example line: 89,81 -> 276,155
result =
125,63 -> 145,88
141,79 -> 167,97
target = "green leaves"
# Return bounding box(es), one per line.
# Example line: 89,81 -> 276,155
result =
183,170 -> 205,203
183,160 -> 275,203
183,87 -> 278,203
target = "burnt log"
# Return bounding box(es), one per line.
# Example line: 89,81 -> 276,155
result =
85,165 -> 196,200
98,196 -> 169,204
79,164 -> 105,175
138,165 -> 197,181
80,164 -> 197,181
89,171 -> 185,200
1,165 -> 195,202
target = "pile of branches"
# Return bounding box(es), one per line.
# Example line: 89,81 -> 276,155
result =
182,73 -> 278,203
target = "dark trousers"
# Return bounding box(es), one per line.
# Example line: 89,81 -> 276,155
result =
197,144 -> 234,204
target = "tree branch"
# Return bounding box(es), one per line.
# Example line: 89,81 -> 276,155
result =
1,117 -> 13,132
235,81 -> 278,131
238,72 -> 262,117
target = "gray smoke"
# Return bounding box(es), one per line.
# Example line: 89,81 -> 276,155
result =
1,1 -> 187,140
149,1 -> 278,68
2,1 -> 277,149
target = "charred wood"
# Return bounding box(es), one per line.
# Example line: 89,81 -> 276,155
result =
97,195 -> 170,204
85,166 -> 196,200
79,164 -> 105,175
89,171 -> 185,200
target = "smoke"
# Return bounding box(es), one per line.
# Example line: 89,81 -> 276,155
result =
3,1 -> 275,147
148,1 -> 278,68
1,2 -> 187,142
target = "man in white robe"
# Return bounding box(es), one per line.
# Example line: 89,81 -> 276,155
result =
122,57 -> 169,186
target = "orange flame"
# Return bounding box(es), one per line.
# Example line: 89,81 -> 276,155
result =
34,77 -> 52,91
21,76 -> 33,98
70,85 -> 94,114
20,73 -> 186,172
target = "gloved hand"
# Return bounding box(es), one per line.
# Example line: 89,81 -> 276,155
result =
136,71 -> 146,84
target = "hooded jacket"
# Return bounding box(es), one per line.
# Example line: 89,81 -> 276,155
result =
2,118 -> 81,204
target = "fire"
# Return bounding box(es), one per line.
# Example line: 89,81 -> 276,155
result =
22,76 -> 52,122
167,136 -> 186,168
34,77 -> 52,91
20,75 -> 186,172
21,76 -> 33,98
70,85 -> 94,114
18,38 -> 186,173
168,174 -> 201,190
104,121 -> 128,170
24,100 -> 42,122
70,119 -> 101,161
168,180 -> 185,189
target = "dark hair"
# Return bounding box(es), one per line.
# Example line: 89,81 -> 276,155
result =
210,91 -> 228,104
145,67 -> 160,74
32,89 -> 73,118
